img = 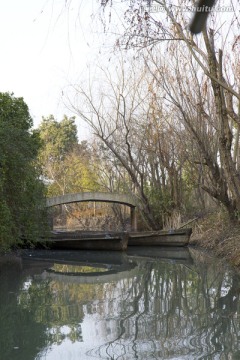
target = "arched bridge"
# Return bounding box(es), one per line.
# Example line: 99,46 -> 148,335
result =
46,192 -> 137,208
46,192 -> 137,230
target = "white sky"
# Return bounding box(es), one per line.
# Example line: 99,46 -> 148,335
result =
1,1 -> 238,141
0,0 -> 108,139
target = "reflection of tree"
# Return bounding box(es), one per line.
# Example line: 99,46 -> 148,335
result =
88,262 -> 154,359
2,254 -> 240,359
191,272 -> 240,359
86,258 -> 240,359
50,264 -> 107,274
18,271 -> 107,346
0,259 -> 47,360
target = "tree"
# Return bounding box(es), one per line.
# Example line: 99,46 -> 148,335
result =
140,1 -> 240,221
38,115 -> 78,196
38,116 -> 99,196
69,57 -> 192,229
38,115 -> 78,165
59,0 -> 240,225
96,0 -> 240,221
0,92 -> 47,249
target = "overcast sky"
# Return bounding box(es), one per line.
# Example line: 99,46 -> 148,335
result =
1,1 -> 238,139
0,0 -> 107,138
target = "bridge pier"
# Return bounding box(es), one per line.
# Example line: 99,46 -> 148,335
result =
130,207 -> 137,231
47,209 -> 54,230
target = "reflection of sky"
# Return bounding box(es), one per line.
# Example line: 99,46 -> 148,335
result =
13,254 -> 240,360
40,315 -> 119,360
42,339 -> 97,360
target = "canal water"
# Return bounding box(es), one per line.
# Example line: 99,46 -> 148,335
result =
1,247 -> 240,360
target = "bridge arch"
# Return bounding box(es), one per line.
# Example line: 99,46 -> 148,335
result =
46,192 -> 137,230
46,192 -> 137,208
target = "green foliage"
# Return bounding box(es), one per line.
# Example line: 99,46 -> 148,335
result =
38,117 -> 99,196
0,198 -> 15,249
144,185 -> 173,226
38,115 -> 78,164
0,92 -> 47,249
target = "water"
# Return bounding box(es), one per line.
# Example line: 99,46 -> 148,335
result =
1,247 -> 240,360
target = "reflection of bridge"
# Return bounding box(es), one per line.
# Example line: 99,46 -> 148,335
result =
40,262 -> 139,284
46,192 -> 137,231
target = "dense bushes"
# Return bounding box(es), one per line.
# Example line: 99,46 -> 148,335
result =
0,93 -> 47,249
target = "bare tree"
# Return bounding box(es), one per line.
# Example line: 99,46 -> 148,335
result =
68,55 -> 191,228
98,0 -> 240,221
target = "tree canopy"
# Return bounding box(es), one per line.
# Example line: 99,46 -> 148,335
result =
0,92 -> 47,249
66,0 -> 240,228
38,115 -> 99,196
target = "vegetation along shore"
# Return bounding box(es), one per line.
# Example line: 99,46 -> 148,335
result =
1,2 -> 240,269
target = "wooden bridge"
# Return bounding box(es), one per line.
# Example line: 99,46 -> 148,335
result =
46,192 -> 137,231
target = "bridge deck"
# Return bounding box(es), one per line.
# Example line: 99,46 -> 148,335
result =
46,192 -> 137,208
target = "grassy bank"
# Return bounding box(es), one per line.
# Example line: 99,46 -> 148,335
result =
190,210 -> 240,268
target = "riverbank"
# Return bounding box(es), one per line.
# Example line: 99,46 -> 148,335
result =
1,210 -> 240,269
190,210 -> 240,268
